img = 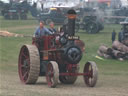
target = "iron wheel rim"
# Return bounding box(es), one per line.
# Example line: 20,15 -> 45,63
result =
18,46 -> 30,83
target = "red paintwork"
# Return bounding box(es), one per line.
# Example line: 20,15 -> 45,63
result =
75,40 -> 85,52
32,35 -> 60,50
32,34 -> 90,77
32,35 -> 61,60
59,73 -> 91,76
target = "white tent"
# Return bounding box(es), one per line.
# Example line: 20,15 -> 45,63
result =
40,0 -> 80,9
120,0 -> 128,7
111,0 -> 128,8
0,0 -> 10,3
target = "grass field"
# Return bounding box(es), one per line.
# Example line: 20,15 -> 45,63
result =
0,16 -> 128,96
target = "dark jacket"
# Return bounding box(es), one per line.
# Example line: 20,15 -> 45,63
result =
48,28 -> 57,34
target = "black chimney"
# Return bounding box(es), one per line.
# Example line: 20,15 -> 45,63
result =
67,9 -> 76,36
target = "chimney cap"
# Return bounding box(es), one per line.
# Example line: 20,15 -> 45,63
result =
67,9 -> 76,15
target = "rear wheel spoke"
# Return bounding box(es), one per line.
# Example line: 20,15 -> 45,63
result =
22,52 -> 29,59
23,71 -> 29,79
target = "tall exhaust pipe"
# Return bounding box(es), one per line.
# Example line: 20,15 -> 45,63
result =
67,9 -> 77,36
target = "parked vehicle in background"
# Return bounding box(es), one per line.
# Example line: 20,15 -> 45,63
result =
75,7 -> 104,34
0,1 -> 40,20
1,1 -> 28,20
104,7 -> 128,24
37,7 -> 68,25
112,21 -> 128,43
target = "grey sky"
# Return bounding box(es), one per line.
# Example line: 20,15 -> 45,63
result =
0,0 -> 10,3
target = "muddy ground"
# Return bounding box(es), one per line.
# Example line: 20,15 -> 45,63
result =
0,70 -> 128,96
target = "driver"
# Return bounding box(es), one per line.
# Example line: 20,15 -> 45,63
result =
34,21 -> 52,38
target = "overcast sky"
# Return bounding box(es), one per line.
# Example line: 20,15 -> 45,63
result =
0,0 -> 10,3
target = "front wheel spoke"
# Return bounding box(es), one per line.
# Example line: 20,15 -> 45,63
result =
86,76 -> 89,84
48,78 -> 52,85
47,75 -> 52,84
50,72 -> 54,77
88,70 -> 92,78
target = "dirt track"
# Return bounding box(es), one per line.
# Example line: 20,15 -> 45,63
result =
1,70 -> 128,96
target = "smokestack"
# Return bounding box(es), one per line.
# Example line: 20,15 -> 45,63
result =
67,9 -> 76,36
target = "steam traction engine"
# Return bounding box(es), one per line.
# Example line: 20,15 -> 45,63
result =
18,9 -> 98,88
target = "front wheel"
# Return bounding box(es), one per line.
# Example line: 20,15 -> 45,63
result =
83,61 -> 98,87
46,61 -> 59,88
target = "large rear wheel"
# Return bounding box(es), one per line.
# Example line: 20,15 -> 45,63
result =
83,61 -> 98,87
18,45 -> 40,84
85,21 -> 98,34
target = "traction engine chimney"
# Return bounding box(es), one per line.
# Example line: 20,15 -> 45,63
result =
67,9 -> 77,36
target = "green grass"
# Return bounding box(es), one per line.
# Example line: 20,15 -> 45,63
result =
0,15 -> 38,29
0,19 -> 38,29
0,37 -> 31,72
0,17 -> 128,76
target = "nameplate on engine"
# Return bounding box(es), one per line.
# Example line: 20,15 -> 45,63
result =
68,36 -> 79,40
